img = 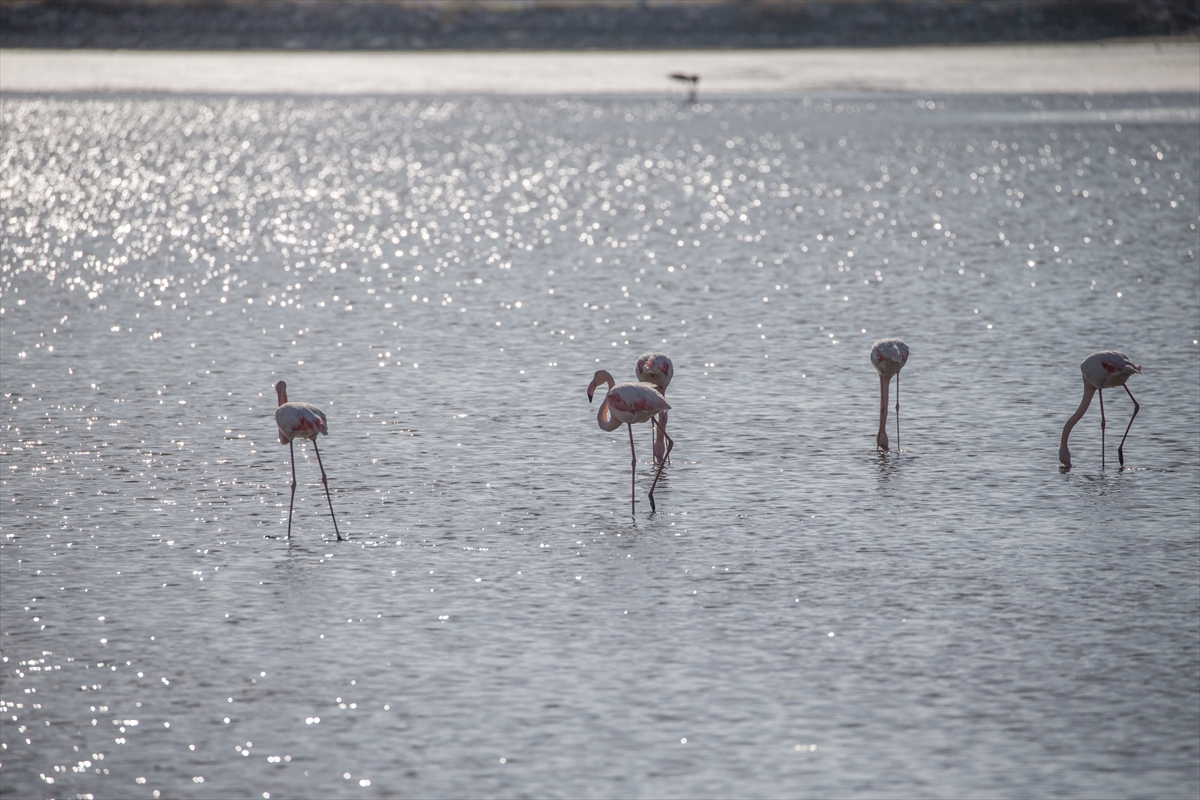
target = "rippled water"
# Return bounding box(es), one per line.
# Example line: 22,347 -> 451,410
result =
2,93 -> 1198,798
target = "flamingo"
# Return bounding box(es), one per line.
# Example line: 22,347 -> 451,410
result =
587,369 -> 673,513
274,380 -> 342,541
870,338 -> 910,451
1059,351 -> 1141,469
635,351 -> 673,462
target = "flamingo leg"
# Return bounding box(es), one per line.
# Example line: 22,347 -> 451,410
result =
311,439 -> 343,541
627,423 -> 637,514
653,410 -> 669,463
648,417 -> 675,512
895,371 -> 901,452
286,440 -> 297,540
1118,385 -> 1140,468
1098,388 -> 1107,469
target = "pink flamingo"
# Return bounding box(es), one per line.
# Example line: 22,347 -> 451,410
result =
1059,351 -> 1141,469
870,338 -> 909,451
587,369 -> 673,513
635,351 -> 673,462
275,380 -> 342,541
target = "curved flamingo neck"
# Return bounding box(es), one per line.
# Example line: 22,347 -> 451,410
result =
596,397 -> 623,432
275,383 -> 288,406
1060,380 -> 1096,450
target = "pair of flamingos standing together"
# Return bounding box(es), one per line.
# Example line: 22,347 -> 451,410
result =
273,344 -> 1141,538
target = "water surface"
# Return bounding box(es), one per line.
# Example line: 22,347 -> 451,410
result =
2,93 -> 1198,799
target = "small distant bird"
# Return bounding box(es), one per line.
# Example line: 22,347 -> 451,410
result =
870,338 -> 910,451
669,73 -> 700,103
587,369 -> 673,513
274,380 -> 342,541
1059,351 -> 1141,469
635,351 -> 673,462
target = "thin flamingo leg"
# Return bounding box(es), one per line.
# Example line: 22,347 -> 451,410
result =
286,440 -> 297,539
647,418 -> 674,512
1118,385 -> 1140,468
653,410 -> 670,463
311,439 -> 343,541
895,371 -> 901,452
1098,388 -> 1107,469
627,423 -> 637,514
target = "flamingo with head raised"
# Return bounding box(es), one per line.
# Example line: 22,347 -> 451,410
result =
587,369 -> 673,513
275,380 -> 342,541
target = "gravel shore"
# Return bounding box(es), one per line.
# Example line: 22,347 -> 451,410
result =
2,0 -> 1197,51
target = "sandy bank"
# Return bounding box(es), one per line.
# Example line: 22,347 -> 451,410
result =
2,42 -> 1197,96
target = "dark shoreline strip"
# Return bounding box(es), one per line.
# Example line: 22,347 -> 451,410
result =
2,0 -> 1197,51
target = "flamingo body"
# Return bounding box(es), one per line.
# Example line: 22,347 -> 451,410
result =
1080,350 -> 1140,390
587,369 -> 673,512
870,338 -> 909,378
635,352 -> 674,392
1059,351 -> 1141,469
870,338 -> 909,451
274,381 -> 342,541
276,401 -> 328,444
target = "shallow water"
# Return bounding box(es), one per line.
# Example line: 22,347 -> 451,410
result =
2,93 -> 1198,799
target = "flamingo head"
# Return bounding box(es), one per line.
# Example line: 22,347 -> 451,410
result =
587,369 -> 615,403
274,380 -> 288,405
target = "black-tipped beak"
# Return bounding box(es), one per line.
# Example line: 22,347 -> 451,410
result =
587,391 -> 594,403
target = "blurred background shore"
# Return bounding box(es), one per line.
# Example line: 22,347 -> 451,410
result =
3,0 -> 1198,51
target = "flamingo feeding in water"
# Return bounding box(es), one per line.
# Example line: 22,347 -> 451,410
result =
587,369 -> 673,513
635,351 -> 673,462
275,380 -> 342,541
1059,351 -> 1141,470
870,338 -> 910,451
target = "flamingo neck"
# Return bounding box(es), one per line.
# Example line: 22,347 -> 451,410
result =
596,397 -> 623,432
276,385 -> 288,406
1060,380 -> 1096,450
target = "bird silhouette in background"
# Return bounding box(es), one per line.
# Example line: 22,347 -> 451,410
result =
870,338 -> 910,452
635,351 -> 673,462
1059,351 -> 1141,470
669,73 -> 700,103
274,380 -> 342,541
588,369 -> 673,513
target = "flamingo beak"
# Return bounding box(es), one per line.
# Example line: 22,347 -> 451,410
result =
587,381 -> 596,402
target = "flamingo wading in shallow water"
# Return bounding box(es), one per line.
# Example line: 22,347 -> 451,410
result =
635,351 -> 673,462
275,380 -> 342,541
587,369 -> 673,513
871,338 -> 910,451
1059,351 -> 1141,470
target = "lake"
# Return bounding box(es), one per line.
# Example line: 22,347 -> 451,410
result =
2,91 -> 1198,798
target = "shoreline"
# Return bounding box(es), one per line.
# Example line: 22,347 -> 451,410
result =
3,41 -> 1199,96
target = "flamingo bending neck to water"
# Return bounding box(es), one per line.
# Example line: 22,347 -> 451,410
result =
870,338 -> 909,451
587,369 -> 673,513
275,380 -> 342,541
1059,351 -> 1141,469
635,351 -> 673,462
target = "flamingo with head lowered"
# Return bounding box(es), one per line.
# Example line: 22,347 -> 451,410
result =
587,369 -> 673,513
870,338 -> 910,452
275,380 -> 342,541
1059,351 -> 1141,469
